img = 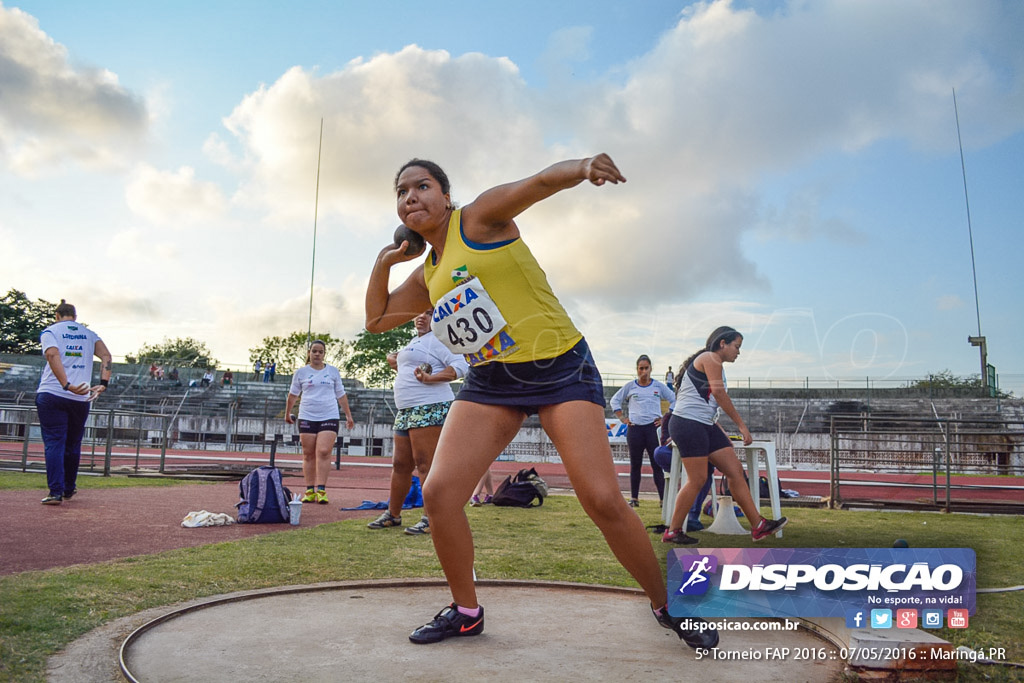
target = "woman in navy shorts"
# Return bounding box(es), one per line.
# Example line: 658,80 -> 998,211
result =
664,326 -> 787,544
365,153 -> 718,650
285,341 -> 355,504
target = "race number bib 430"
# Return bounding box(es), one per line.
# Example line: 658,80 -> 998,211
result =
432,278 -> 510,356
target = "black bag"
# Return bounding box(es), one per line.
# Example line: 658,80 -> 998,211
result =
716,471 -> 749,497
491,468 -> 547,508
758,475 -> 782,500
717,472 -> 778,500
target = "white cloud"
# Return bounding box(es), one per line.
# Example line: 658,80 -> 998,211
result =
124,164 -> 227,225
0,3 -> 147,175
204,283 -> 367,363
106,228 -> 180,262
209,1 -> 1023,312
755,185 -> 865,245
71,285 -> 160,320
219,48 -> 549,232
7,0 -> 1018,382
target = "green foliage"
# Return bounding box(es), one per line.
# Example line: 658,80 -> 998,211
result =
343,322 -> 415,386
905,370 -> 1011,398
125,337 -> 219,369
0,289 -> 58,354
912,370 -> 983,390
247,331 -> 349,375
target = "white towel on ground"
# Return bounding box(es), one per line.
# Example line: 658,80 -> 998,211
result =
181,510 -> 237,527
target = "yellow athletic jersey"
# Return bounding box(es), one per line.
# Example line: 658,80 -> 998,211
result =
424,209 -> 581,365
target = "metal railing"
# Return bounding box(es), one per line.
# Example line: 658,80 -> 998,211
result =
0,405 -> 171,476
0,403 -> 394,476
828,414 -> 1024,512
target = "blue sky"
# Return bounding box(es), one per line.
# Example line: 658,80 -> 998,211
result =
2,0 -> 1022,393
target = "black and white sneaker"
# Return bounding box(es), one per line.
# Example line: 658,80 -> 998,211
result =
404,516 -> 430,535
409,603 -> 485,644
367,511 -> 402,529
662,529 -> 699,545
751,517 -> 788,541
653,605 -> 719,650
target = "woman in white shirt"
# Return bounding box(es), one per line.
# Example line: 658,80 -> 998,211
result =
368,309 -> 468,535
610,354 -> 676,508
35,300 -> 112,505
285,340 -> 355,504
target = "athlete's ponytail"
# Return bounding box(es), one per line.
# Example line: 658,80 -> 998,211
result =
674,326 -> 743,391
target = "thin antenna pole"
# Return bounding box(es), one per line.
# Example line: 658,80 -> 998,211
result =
307,118 -> 324,346
953,88 -> 982,337
954,88 -> 990,392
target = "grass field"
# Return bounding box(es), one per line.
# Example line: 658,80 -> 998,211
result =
1,472 -> 1021,682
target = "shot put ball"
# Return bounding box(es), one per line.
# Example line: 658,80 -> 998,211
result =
394,225 -> 426,256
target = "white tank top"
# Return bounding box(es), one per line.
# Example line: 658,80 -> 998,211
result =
671,363 -> 724,425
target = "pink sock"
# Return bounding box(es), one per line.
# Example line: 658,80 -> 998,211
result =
456,604 -> 481,617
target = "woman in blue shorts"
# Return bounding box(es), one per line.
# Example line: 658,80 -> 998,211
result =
285,340 -> 355,504
365,153 -> 717,650
664,326 -> 787,544
367,309 -> 468,535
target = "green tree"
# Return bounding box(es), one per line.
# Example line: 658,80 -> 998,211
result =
905,370 -> 1009,398
0,289 -> 58,354
343,323 -> 416,387
248,332 -> 349,375
126,337 -> 219,369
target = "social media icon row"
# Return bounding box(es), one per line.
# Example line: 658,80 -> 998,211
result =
845,609 -> 969,629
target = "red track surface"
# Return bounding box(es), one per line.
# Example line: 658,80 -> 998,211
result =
2,448 -> 1020,576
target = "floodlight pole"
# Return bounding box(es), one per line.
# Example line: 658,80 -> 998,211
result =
953,88 -> 987,391
307,118 -> 324,347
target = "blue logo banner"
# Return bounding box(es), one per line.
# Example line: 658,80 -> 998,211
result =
667,548 -> 975,618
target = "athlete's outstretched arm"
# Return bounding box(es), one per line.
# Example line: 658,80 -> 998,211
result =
463,154 -> 626,238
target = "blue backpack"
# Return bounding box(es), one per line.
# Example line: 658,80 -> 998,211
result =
236,466 -> 292,523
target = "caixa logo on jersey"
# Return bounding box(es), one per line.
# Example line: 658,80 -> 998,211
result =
667,548 -> 976,619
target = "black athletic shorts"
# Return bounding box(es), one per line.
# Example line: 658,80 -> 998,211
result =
668,415 -> 732,458
298,418 -> 339,434
455,337 -> 605,416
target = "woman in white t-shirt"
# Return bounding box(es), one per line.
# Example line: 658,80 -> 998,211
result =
367,309 -> 468,535
609,354 -> 676,508
36,300 -> 113,505
285,340 -> 355,504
